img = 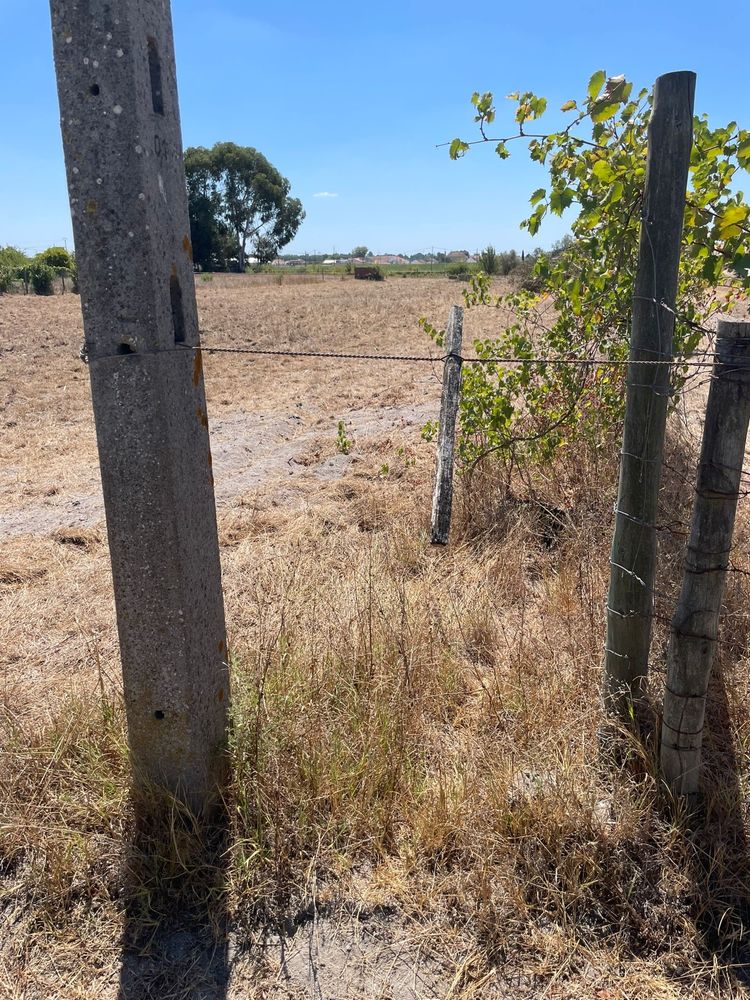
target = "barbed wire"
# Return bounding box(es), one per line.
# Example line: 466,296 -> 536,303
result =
163,342 -> 721,369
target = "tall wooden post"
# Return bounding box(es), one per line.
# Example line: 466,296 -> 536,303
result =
49,0 -> 229,812
603,71 -> 696,722
661,320 -> 750,797
431,305 -> 464,545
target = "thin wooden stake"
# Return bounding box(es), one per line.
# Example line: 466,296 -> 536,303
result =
431,305 -> 464,545
603,71 -> 696,721
661,319 -> 750,797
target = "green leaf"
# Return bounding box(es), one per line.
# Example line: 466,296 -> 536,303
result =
592,159 -> 615,183
605,181 -> 624,205
527,204 -> 546,236
591,101 -> 620,124
530,188 -> 546,206
449,138 -> 470,160
587,70 -> 606,102
550,188 -> 575,215
702,255 -> 722,281
560,100 -> 577,112
731,253 -> 750,278
495,142 -> 510,159
718,203 -> 749,238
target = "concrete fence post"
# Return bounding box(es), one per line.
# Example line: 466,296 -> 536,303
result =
49,0 -> 229,812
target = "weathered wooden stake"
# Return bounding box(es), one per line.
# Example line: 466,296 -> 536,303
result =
603,71 -> 696,721
50,0 -> 229,812
431,305 -> 464,545
661,320 -> 750,797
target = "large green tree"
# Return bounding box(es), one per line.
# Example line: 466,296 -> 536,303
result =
184,143 -> 304,272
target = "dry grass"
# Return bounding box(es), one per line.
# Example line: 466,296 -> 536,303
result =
2,277 -> 750,997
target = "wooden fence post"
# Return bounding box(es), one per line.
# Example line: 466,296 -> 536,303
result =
431,305 -> 464,545
602,71 -> 696,722
49,0 -> 229,812
661,319 -> 750,797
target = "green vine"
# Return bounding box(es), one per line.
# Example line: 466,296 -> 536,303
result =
424,71 -> 750,469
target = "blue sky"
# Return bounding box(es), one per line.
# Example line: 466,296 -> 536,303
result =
1,1 -> 748,256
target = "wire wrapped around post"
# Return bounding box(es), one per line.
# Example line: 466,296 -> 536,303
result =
431,305 -> 464,545
661,319 -> 750,798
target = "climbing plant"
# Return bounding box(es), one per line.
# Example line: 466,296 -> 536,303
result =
422,72 -> 750,469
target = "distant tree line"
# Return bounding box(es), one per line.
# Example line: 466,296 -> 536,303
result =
0,245 -> 77,295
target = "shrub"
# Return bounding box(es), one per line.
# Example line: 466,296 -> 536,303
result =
498,249 -> 520,275
479,245 -> 500,275
35,246 -> 74,270
30,264 -> 56,295
0,246 -> 31,292
0,245 -> 30,270
447,262 -> 471,280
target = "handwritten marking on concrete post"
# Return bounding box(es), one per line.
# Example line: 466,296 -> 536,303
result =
50,0 -> 228,812
431,305 -> 464,545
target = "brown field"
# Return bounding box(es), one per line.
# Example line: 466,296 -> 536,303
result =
2,276 -> 750,999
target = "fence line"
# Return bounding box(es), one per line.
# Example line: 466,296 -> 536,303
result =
80,341 -> 720,369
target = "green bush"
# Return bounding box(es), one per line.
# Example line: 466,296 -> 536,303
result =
35,246 -> 74,270
498,249 -> 520,275
30,264 -> 56,295
479,245 -> 500,275
0,245 -> 31,271
0,246 -> 31,292
447,262 -> 471,280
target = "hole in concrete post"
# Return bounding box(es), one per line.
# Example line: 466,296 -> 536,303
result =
147,37 -> 165,115
170,274 -> 186,344
154,710 -> 165,720
117,342 -> 136,355
89,84 -> 100,96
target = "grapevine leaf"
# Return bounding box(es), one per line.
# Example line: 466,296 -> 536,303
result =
587,70 -> 606,101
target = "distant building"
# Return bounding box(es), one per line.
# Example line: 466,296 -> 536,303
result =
371,254 -> 409,265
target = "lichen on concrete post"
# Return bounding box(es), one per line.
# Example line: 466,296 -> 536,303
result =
49,0 -> 229,812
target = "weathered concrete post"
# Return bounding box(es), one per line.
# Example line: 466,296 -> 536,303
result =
49,0 -> 228,812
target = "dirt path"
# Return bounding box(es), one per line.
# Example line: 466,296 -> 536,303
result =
0,400 -> 436,539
